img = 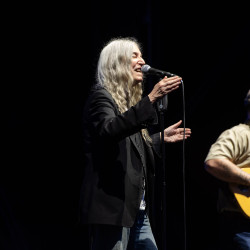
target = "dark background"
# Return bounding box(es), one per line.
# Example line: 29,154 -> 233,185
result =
2,1 -> 250,250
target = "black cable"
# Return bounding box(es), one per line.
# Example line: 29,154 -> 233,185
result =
181,80 -> 187,250
159,110 -> 167,250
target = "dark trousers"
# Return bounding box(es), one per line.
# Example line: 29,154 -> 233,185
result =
219,211 -> 250,250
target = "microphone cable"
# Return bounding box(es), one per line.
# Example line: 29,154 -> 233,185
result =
181,80 -> 187,250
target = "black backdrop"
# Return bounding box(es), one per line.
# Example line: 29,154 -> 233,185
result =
3,1 -> 250,250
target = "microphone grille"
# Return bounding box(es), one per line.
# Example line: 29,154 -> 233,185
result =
141,64 -> 151,73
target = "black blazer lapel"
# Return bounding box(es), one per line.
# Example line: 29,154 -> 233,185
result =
129,133 -> 155,175
129,133 -> 143,157
145,143 -> 155,175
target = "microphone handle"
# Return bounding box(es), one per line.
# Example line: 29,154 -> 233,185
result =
157,94 -> 168,112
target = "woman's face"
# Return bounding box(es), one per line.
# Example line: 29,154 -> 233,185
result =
131,45 -> 145,84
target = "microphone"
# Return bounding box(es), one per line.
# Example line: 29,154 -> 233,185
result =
141,64 -> 172,112
141,64 -> 175,77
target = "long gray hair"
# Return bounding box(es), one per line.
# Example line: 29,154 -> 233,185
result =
96,37 -> 152,144
96,37 -> 143,113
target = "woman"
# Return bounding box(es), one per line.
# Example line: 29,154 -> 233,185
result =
80,37 -> 191,250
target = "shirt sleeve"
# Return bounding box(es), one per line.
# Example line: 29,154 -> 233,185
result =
205,124 -> 250,167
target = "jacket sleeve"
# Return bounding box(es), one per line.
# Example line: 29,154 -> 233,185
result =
86,89 -> 158,141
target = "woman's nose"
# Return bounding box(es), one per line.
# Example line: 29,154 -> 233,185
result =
139,57 -> 145,65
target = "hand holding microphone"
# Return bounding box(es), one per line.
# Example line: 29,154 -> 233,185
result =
143,64 -> 182,104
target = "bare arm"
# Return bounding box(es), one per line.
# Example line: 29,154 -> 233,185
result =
205,158 -> 250,186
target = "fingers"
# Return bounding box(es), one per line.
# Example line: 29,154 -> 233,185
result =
160,75 -> 182,85
159,76 -> 182,94
148,76 -> 182,103
170,121 -> 191,135
180,128 -> 192,136
179,128 -> 191,132
172,120 -> 182,128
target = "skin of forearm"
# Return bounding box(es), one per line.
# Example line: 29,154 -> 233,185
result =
205,158 -> 250,186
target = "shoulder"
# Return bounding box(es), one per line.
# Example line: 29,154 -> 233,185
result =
85,87 -> 114,105
215,124 -> 250,149
237,123 -> 250,132
220,123 -> 249,136
224,124 -> 250,138
84,87 -> 117,113
89,86 -> 112,99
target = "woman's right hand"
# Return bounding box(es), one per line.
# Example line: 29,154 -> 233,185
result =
148,76 -> 182,103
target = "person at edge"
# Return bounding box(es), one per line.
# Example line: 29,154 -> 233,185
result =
205,89 -> 250,250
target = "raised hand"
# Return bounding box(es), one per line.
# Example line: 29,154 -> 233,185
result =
148,76 -> 182,103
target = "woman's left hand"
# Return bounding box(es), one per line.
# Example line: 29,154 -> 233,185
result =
163,120 -> 191,143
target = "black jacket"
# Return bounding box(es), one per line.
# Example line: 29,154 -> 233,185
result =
80,87 -> 160,228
